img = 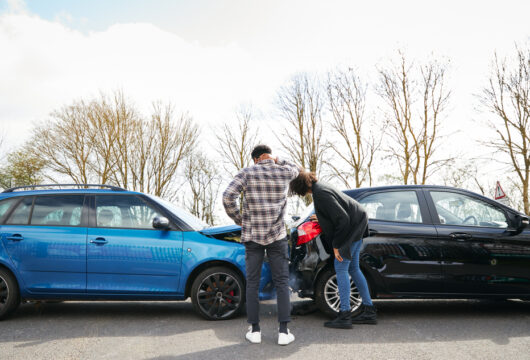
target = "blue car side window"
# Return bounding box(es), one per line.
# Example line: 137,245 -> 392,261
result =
30,195 -> 85,226
0,197 -> 18,222
95,195 -> 163,230
5,197 -> 34,225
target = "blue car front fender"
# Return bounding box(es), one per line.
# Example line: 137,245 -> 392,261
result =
181,232 -> 274,300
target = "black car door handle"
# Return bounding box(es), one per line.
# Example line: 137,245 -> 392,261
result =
368,228 -> 378,237
6,234 -> 24,241
449,232 -> 472,241
90,237 -> 108,245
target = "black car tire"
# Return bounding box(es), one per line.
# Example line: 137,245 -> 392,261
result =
191,266 -> 245,321
0,268 -> 20,321
315,267 -> 364,318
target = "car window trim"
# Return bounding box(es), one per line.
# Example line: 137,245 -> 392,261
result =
2,195 -> 88,228
357,189 -> 430,225
425,189 -> 511,229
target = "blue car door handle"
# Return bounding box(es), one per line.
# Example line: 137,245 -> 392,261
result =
90,237 -> 108,245
6,234 -> 24,241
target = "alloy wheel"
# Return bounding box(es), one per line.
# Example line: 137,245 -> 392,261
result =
324,274 -> 362,313
196,272 -> 242,319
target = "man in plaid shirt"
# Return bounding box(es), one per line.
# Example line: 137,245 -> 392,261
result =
223,144 -> 299,346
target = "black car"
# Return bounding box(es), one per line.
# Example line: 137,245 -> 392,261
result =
288,185 -> 530,317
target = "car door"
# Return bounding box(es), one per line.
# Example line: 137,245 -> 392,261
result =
86,194 -> 183,295
358,189 -> 443,294
0,194 -> 87,293
427,190 -> 530,295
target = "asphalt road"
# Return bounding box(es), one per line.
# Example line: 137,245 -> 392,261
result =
1,298 -> 529,360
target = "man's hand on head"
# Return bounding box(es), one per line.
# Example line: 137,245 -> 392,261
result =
256,153 -> 276,163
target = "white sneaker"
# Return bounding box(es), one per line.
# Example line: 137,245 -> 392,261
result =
245,326 -> 261,344
278,329 -> 295,346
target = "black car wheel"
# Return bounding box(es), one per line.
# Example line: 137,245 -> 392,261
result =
315,268 -> 363,317
191,266 -> 244,320
0,268 -> 20,320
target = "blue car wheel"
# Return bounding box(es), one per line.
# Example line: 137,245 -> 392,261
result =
191,266 -> 245,320
0,268 -> 20,320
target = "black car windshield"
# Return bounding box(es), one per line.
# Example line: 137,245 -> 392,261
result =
148,195 -> 208,231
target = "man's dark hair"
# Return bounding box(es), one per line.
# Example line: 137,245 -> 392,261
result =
251,144 -> 272,160
289,170 -> 318,196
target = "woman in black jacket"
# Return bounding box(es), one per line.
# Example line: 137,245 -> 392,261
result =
290,171 -> 376,329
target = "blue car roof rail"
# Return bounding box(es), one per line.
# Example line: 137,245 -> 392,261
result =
2,184 -> 127,193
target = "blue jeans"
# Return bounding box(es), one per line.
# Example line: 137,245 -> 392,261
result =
334,239 -> 373,312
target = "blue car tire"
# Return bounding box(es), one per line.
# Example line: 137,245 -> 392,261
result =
0,268 -> 20,320
191,266 -> 245,320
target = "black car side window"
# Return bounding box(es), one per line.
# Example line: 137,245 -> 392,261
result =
360,191 -> 423,223
30,195 -> 85,226
5,197 -> 34,225
430,191 -> 508,228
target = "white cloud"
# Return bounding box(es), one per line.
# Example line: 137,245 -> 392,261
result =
0,0 -> 529,202
0,11 -> 289,151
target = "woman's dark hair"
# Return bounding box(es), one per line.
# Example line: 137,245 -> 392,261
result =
251,144 -> 272,160
289,170 -> 318,196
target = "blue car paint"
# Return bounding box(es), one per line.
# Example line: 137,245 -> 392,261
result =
181,231 -> 274,300
1,225 -> 87,293
86,227 -> 183,294
0,190 -> 275,301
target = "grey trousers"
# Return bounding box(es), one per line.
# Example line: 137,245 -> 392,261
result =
244,238 -> 291,324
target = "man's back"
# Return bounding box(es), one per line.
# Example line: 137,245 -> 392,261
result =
223,158 -> 299,245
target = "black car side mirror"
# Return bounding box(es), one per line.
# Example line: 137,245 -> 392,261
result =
153,216 -> 170,230
506,215 -> 529,236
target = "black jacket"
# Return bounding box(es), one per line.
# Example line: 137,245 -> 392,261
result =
312,181 -> 368,260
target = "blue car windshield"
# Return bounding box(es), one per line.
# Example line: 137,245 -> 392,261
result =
148,195 -> 208,231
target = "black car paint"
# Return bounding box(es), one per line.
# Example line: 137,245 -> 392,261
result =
288,185 -> 530,300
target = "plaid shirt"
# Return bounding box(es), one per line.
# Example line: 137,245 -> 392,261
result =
223,158 -> 300,245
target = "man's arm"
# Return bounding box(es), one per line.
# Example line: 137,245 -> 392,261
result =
222,171 -> 247,225
275,157 -> 300,180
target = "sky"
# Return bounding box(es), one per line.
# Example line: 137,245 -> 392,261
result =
0,0 -> 529,205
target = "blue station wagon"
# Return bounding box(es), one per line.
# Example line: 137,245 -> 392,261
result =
0,184 -> 273,320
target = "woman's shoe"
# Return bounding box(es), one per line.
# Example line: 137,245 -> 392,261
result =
324,311 -> 353,329
351,305 -> 377,324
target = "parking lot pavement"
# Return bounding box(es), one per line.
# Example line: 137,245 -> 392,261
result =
0,298 -> 529,360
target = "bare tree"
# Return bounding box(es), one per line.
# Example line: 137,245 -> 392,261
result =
276,73 -> 328,204
377,51 -> 452,185
148,103 -> 198,199
441,159 -> 491,194
216,104 -> 260,175
479,45 -> 530,214
183,151 -> 222,225
31,101 -> 96,184
28,91 -> 198,199
327,68 -> 381,188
